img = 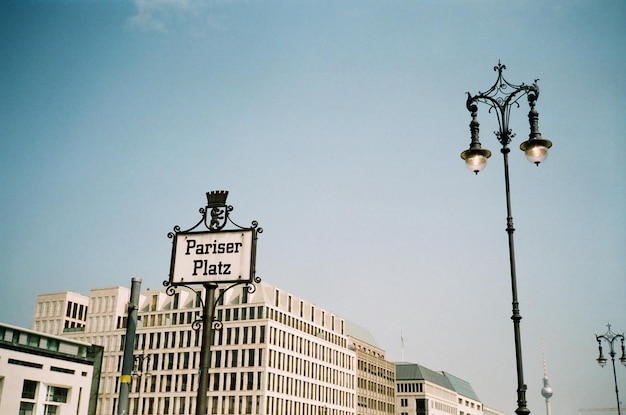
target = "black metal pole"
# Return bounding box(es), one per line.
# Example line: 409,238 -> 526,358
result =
118,277 -> 142,415
501,146 -> 529,415
196,283 -> 217,415
610,354 -> 622,415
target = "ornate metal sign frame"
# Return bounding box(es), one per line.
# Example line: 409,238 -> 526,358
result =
164,190 -> 262,289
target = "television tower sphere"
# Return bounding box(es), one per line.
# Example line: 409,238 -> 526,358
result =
541,380 -> 553,399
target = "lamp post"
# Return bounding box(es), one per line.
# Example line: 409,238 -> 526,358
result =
461,62 -> 553,415
132,352 -> 151,415
595,324 -> 626,415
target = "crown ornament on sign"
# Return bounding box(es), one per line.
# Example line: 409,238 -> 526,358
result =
206,190 -> 229,208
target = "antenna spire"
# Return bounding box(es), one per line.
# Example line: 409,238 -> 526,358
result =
541,340 -> 553,415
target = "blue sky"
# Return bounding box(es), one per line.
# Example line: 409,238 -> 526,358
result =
1,1 -> 625,414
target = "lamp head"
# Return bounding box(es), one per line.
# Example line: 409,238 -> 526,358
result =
597,342 -> 607,367
522,104 -> 552,165
462,106 -> 491,174
461,147 -> 492,174
520,137 -> 552,165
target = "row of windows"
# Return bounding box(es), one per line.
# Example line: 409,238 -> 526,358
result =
123,305 -> 267,331
115,394 -> 264,415
91,295 -> 117,314
210,371 -> 264,391
267,306 -> 346,349
265,396 -> 352,415
0,326 -> 87,358
132,373 -> 196,394
357,359 -> 395,382
458,398 -> 480,410
399,398 -> 456,415
356,396 -> 395,413
20,380 -> 70,415
268,326 -> 353,370
63,320 -> 85,331
126,325 -> 267,352
268,349 -> 353,389
267,372 -> 354,407
119,370 -> 265,396
109,349 -> 266,396
358,378 -> 395,397
66,301 -> 87,321
213,348 -> 264,369
397,382 -> 424,393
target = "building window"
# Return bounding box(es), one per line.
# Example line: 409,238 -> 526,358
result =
19,402 -> 35,415
27,334 -> 40,347
47,338 -> 59,352
46,386 -> 69,403
22,380 -> 38,399
416,399 -> 428,415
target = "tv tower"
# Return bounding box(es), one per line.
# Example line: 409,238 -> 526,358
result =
541,341 -> 553,415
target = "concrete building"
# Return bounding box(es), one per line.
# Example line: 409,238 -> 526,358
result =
345,321 -> 395,415
33,281 -> 396,415
32,291 -> 89,335
0,322 -> 103,415
395,362 -> 483,415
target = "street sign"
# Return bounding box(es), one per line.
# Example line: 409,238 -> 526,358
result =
169,229 -> 255,285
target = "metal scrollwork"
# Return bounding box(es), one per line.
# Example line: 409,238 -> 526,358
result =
212,319 -> 223,331
162,190 -> 262,333
466,61 -> 538,146
191,318 -> 203,332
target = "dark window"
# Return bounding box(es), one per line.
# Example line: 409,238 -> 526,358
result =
19,402 -> 35,415
46,386 -> 68,403
50,366 -> 74,374
10,359 -> 43,369
212,373 -> 220,391
22,380 -> 37,399
416,399 -> 428,415
27,334 -> 40,347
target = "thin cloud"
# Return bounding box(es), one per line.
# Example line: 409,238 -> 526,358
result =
128,0 -> 221,34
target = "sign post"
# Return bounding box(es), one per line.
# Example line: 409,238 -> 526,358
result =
163,191 -> 261,415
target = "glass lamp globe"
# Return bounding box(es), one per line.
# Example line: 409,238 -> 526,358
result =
520,138 -> 552,165
461,148 -> 491,174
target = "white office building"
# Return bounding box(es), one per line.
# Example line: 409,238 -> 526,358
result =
395,362 -> 483,415
0,322 -> 103,415
33,280 -> 396,415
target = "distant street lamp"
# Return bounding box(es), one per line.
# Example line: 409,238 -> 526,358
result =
461,62 -> 553,415
595,324 -> 626,415
132,352 -> 151,415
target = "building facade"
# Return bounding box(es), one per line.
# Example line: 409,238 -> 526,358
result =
395,362 -> 483,415
0,322 -> 103,415
33,291 -> 89,335
33,281 -> 395,415
346,321 -> 395,415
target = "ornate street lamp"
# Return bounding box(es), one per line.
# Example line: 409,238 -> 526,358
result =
132,352 -> 150,415
595,324 -> 626,415
461,62 -> 553,415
